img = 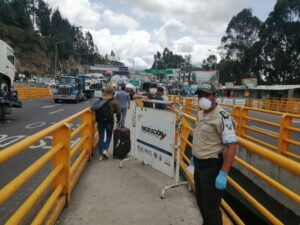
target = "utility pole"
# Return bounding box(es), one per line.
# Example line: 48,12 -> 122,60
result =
208,49 -> 220,85
55,41 -> 66,78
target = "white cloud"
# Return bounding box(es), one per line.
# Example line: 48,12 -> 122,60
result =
173,37 -> 196,52
45,0 -> 102,28
89,29 -> 161,68
44,0 -> 274,68
154,19 -> 187,46
103,10 -> 139,30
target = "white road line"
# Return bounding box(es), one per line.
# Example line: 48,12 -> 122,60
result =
251,125 -> 279,135
49,109 -> 64,115
293,120 -> 300,123
42,104 -> 60,109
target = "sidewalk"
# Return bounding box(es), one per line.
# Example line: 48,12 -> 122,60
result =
58,105 -> 203,225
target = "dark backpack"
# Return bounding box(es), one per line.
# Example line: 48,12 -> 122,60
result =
95,99 -> 114,123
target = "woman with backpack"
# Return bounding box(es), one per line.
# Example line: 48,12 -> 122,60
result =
91,86 -> 121,160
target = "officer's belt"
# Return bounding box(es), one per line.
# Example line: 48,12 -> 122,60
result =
194,153 -> 223,169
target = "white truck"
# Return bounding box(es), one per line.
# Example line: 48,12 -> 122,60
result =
0,40 -> 22,121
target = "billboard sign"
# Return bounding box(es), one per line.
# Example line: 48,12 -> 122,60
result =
242,78 -> 257,88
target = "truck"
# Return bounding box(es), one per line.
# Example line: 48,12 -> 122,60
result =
0,40 -> 22,121
53,75 -> 86,103
79,74 -> 95,99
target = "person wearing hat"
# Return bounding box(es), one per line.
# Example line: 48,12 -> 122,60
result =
90,86 -> 121,160
192,82 -> 237,225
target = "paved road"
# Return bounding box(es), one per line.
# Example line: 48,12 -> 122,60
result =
0,97 -> 97,223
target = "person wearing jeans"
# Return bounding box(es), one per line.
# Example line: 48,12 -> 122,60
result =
98,123 -> 114,159
91,86 -> 120,160
115,84 -> 130,127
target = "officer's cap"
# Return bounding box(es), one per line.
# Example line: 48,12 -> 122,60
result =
195,82 -> 217,94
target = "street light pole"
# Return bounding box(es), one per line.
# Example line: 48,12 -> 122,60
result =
55,41 -> 66,77
208,49 -> 220,84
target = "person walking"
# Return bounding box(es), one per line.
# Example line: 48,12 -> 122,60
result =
115,84 -> 130,127
192,82 -> 237,225
91,86 -> 120,160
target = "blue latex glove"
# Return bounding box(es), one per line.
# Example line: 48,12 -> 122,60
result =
215,171 -> 228,190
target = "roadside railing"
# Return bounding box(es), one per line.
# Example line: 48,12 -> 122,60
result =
171,107 -> 300,225
0,109 -> 97,224
15,86 -> 52,100
247,98 -> 300,114
169,95 -> 300,161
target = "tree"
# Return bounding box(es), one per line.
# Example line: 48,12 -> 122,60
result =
202,55 -> 217,70
258,0 -> 300,84
35,0 -> 51,36
50,9 -> 63,36
110,50 -> 115,59
222,8 -> 262,60
220,8 -> 262,84
10,0 -> 33,30
151,48 -> 186,70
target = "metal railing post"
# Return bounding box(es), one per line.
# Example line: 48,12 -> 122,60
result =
185,99 -> 192,114
52,123 -> 71,205
81,111 -> 94,158
240,108 -> 249,137
233,106 -> 242,136
277,114 -> 292,155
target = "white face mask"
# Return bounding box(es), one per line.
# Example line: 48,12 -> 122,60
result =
149,88 -> 157,94
199,97 -> 212,110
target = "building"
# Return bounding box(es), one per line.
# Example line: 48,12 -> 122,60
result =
89,64 -> 129,76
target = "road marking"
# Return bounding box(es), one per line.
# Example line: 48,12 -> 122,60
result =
42,104 -> 60,109
251,126 -> 279,135
0,135 -> 26,148
0,134 -> 81,150
294,119 -> 300,123
49,109 -> 64,115
25,122 -> 46,129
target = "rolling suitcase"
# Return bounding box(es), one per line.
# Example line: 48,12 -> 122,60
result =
113,127 -> 131,159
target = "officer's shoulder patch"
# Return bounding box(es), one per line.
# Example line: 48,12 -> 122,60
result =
219,111 -> 230,119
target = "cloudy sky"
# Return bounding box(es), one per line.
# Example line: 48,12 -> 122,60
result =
45,0 -> 276,68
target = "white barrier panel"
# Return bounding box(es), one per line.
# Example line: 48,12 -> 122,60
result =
253,100 -> 258,108
234,98 -> 247,106
216,97 -> 223,103
135,107 -> 176,177
223,98 -> 234,105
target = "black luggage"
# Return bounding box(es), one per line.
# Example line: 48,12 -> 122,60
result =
113,127 -> 131,159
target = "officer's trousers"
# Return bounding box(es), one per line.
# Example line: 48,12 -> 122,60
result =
194,157 -> 224,225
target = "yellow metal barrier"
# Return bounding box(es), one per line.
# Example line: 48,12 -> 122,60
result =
246,98 -> 300,114
15,86 -> 52,100
169,95 -> 300,160
171,107 -> 300,225
0,109 -> 96,224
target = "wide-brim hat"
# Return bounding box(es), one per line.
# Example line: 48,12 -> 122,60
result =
102,86 -> 115,100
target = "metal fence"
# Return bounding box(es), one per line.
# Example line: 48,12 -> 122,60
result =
0,109 -> 97,224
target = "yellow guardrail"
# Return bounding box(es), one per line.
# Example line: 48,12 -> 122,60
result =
15,86 -> 52,100
0,109 -> 98,224
171,107 -> 300,225
168,95 -> 300,161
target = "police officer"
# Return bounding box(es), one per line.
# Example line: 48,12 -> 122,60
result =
192,82 -> 237,225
